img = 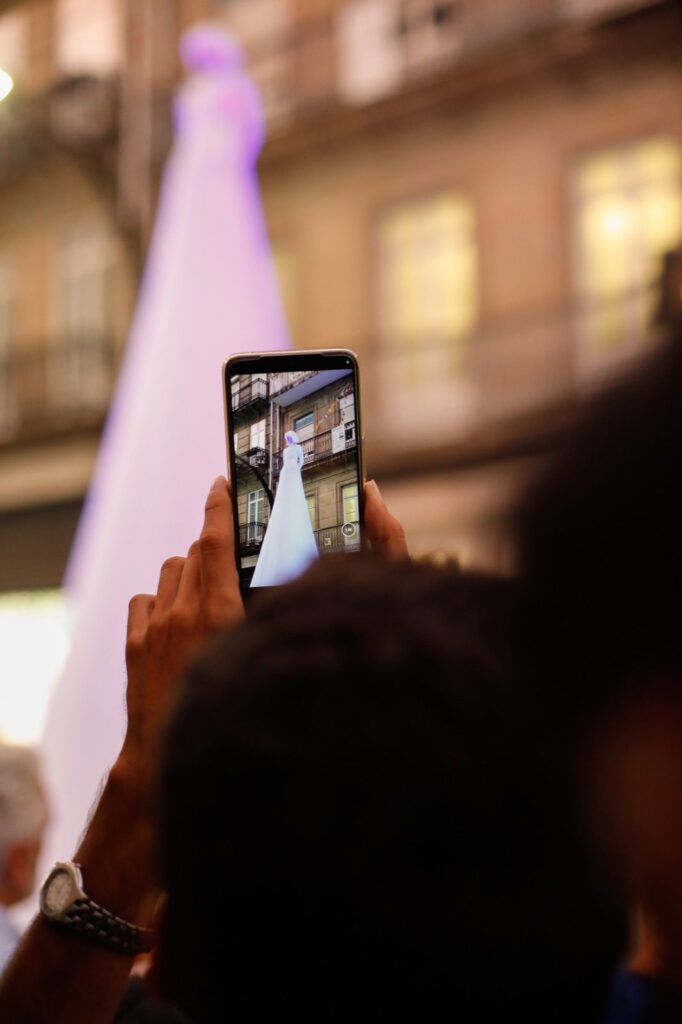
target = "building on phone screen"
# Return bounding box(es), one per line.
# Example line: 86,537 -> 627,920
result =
232,370 -> 360,585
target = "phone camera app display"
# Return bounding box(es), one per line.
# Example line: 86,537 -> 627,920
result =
230,367 -> 361,589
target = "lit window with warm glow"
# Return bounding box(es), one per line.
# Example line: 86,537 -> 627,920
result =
377,192 -> 477,380
375,192 -> 478,437
575,138 -> 682,365
0,591 -> 72,746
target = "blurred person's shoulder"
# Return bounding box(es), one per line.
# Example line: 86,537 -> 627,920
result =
0,904 -> 19,974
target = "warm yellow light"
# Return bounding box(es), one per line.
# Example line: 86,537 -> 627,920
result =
0,68 -> 14,102
0,591 -> 72,745
602,205 -> 629,237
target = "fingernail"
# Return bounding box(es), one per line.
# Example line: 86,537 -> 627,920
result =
368,479 -> 384,502
211,475 -> 226,492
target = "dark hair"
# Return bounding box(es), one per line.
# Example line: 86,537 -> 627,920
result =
157,557 -> 624,1021
517,335 -> 682,720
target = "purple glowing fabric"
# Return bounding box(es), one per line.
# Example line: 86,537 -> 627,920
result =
39,27 -> 289,870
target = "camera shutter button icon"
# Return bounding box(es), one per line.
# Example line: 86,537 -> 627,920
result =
341,523 -> 357,538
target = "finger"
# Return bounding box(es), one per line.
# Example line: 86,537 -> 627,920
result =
127,594 -> 155,642
174,540 -> 201,613
153,556 -> 186,615
199,476 -> 243,625
364,480 -> 409,561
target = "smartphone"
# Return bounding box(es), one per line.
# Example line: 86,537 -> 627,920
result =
223,350 -> 365,595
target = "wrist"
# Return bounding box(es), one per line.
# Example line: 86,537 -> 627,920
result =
73,759 -> 157,926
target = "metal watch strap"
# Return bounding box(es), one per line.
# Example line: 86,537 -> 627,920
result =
57,895 -> 153,956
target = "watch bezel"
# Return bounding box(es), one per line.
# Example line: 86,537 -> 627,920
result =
40,861 -> 86,919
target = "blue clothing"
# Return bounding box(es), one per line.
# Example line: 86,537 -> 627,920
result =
0,904 -> 19,976
607,970 -> 682,1024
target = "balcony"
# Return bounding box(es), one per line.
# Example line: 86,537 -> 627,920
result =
0,337 -> 118,447
231,378 -> 269,425
239,520 -> 266,555
269,371 -> 317,400
273,421 -> 357,476
234,446 -> 269,478
238,519 -> 360,560
315,522 -> 361,553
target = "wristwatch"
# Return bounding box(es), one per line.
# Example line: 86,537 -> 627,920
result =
39,861 -> 153,955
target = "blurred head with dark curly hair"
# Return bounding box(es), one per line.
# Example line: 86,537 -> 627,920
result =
152,556 -> 625,1022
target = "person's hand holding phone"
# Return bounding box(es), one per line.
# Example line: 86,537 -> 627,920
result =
120,474 -> 405,786
364,479 -> 408,560
119,475 -> 244,784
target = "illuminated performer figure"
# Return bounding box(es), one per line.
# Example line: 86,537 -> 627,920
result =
251,431 -> 318,588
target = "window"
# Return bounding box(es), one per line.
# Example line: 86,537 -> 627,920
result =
376,191 -> 478,435
337,0 -> 403,105
342,482 -> 359,524
575,137 -> 681,374
247,489 -> 265,544
306,492 -> 317,529
56,0 -> 121,77
293,411 -> 314,440
250,418 -> 266,450
341,482 -> 361,548
338,390 -> 355,425
51,228 -> 115,409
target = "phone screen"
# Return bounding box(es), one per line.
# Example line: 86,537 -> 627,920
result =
225,352 -> 364,591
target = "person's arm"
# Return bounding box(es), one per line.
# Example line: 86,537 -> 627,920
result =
0,477 -> 243,1024
0,476 -> 405,1023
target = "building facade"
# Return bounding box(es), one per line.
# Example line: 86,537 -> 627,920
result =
0,0 -> 680,592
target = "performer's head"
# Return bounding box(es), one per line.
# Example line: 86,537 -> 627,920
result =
284,430 -> 298,445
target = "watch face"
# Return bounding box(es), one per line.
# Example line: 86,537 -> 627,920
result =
43,869 -> 76,915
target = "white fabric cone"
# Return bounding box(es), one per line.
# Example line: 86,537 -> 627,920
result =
38,27 -> 289,876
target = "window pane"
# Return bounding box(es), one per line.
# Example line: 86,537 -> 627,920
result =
306,493 -> 317,528
377,191 -> 477,380
375,190 -> 479,438
250,418 -> 266,449
342,482 -> 359,523
294,411 -> 314,432
575,137 -> 682,364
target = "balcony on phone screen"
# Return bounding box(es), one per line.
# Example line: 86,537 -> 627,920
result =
315,522 -> 361,554
272,420 -> 357,477
239,520 -> 266,555
234,446 -> 269,480
231,378 -> 269,425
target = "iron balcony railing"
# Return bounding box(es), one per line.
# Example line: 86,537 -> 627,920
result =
239,521 -> 266,551
239,520 -> 360,557
231,378 -> 269,420
0,336 -> 118,445
315,522 -> 361,553
273,421 -> 357,476
269,371 -> 317,399
234,446 -> 269,476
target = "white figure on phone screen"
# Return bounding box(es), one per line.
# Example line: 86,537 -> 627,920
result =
250,430 -> 319,588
